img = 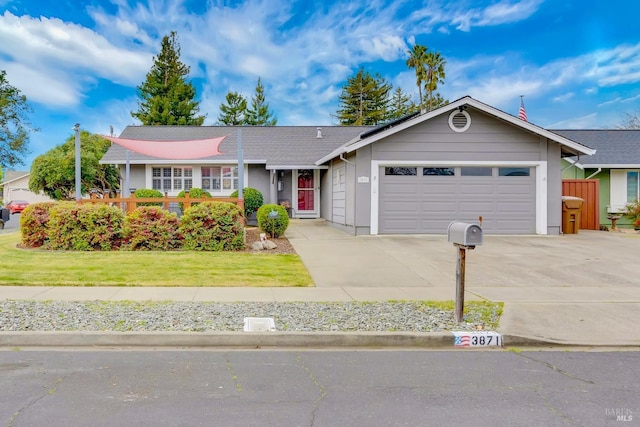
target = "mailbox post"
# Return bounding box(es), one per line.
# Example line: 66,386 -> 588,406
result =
447,222 -> 483,323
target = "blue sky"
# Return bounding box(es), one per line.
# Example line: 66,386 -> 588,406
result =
1,0 -> 639,169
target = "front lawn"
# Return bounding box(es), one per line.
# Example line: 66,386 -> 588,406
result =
0,233 -> 313,287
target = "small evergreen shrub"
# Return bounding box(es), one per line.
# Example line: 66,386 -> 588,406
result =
230,187 -> 264,218
179,201 -> 245,251
257,204 -> 290,238
134,188 -> 164,207
177,188 -> 212,213
122,206 -> 182,251
20,202 -> 57,248
47,203 -> 124,251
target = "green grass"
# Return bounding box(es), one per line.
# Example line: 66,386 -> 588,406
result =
0,232 -> 313,287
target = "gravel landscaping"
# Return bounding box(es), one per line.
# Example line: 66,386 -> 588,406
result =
0,300 -> 501,333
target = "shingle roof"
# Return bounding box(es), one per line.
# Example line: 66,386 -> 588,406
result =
551,129 -> 640,166
100,126 -> 373,168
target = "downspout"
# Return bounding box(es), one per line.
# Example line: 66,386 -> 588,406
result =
339,152 -> 354,165
339,152 -> 355,230
586,168 -> 602,179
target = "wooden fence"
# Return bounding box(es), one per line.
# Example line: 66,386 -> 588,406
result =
562,179 -> 600,230
78,191 -> 244,215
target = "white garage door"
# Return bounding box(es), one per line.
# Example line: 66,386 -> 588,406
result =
379,166 -> 536,234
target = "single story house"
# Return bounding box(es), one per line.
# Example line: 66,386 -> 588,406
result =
556,129 -> 640,227
100,96 -> 596,235
1,171 -> 53,206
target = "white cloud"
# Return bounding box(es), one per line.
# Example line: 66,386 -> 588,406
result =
553,93 -> 575,103
0,11 -> 152,107
547,113 -> 599,129
1,62 -> 79,106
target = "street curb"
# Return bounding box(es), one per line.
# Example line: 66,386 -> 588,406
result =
4,332 -> 635,348
0,331 -> 463,348
501,334 -> 640,348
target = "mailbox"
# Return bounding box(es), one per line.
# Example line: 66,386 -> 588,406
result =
448,221 -> 483,247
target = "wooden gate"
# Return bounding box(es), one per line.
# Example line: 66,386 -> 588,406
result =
562,179 -> 600,230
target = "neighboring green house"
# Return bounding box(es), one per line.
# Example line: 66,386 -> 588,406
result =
555,130 -> 640,229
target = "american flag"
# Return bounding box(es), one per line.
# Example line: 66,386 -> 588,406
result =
518,96 -> 528,121
454,335 -> 470,347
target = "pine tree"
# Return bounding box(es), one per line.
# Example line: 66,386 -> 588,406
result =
387,87 -> 418,120
131,31 -> 205,125
246,78 -> 277,126
217,91 -> 248,125
335,68 -> 391,126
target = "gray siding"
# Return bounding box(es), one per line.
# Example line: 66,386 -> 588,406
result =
546,140 -> 562,235
372,111 -> 542,162
331,160 -> 346,224
247,165 -> 270,203
347,108 -> 563,235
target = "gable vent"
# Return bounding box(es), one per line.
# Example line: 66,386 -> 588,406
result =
448,110 -> 471,133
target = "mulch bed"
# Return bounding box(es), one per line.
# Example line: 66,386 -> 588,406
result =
244,227 -> 297,255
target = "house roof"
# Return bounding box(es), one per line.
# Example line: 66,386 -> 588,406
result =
315,96 -> 596,165
551,129 -> 640,167
100,125 -> 372,169
0,171 -> 30,187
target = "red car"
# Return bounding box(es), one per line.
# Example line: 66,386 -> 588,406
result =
6,200 -> 29,214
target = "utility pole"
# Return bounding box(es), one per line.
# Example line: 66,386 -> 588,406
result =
74,123 -> 81,201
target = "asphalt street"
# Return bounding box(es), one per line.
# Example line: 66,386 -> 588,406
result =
1,349 -> 638,426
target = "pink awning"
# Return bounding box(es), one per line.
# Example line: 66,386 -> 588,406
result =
102,135 -> 226,159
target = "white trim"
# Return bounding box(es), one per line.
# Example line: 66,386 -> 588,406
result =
317,96 -> 596,166
579,164 -> 640,169
610,170 -> 629,210
143,164 -> 249,197
101,159 -> 267,165
370,160 -> 547,235
448,110 -> 471,132
0,173 -> 30,187
292,169 -> 320,218
267,165 -> 329,170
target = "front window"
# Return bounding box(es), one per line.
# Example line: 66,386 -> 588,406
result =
628,171 -> 639,202
152,167 -> 192,191
201,166 -> 238,192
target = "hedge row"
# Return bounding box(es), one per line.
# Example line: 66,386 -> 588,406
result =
19,201 -> 245,251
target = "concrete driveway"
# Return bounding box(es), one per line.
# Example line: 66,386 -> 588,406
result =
287,221 -> 640,290
287,221 -> 640,345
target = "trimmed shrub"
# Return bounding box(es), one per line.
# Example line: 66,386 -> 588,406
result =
257,204 -> 290,238
122,206 -> 182,251
230,187 -> 264,218
20,202 -> 57,248
177,188 -> 211,213
47,203 -> 124,251
179,201 -> 245,251
134,188 -> 164,207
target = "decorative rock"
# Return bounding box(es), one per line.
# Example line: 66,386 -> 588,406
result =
251,241 -> 264,250
263,240 -> 277,250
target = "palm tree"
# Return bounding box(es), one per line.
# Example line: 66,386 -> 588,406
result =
406,44 -> 428,112
424,51 -> 446,112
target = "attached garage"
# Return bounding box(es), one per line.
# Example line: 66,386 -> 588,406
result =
317,96 -> 596,236
378,165 -> 536,234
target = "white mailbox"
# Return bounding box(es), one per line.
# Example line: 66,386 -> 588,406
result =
448,222 -> 483,247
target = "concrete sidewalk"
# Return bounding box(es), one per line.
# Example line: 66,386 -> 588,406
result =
1,221 -> 640,348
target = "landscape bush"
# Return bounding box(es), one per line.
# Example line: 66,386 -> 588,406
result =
134,188 -> 164,207
257,204 -> 290,238
122,206 -> 182,251
179,201 -> 245,251
230,187 -> 264,218
47,203 -> 124,251
19,202 -> 57,248
177,188 -> 211,213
